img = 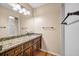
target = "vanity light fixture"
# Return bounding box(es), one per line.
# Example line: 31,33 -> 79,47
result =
8,3 -> 31,16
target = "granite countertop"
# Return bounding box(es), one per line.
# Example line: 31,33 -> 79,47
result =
0,34 -> 41,53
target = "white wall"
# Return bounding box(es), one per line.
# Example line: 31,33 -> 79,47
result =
34,3 -> 62,55
65,3 -> 79,56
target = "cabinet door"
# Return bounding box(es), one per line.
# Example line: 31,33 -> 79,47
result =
33,38 -> 41,51
14,45 -> 23,55
33,37 -> 40,44
4,49 -> 15,56
23,47 -> 32,56
33,43 -> 37,51
23,41 -> 32,50
0,53 -> 4,56
36,40 -> 41,50
17,53 -> 23,56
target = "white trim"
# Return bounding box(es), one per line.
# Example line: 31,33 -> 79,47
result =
40,49 -> 60,56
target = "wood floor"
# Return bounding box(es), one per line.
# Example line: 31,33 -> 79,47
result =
33,50 -> 56,56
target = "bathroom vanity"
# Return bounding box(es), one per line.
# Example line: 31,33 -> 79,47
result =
0,34 -> 42,56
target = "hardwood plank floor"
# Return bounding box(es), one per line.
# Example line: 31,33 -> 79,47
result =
33,50 -> 56,56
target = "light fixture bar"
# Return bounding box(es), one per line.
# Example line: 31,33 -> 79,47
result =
8,3 -> 31,16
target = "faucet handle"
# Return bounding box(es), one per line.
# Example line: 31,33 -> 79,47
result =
0,45 -> 2,50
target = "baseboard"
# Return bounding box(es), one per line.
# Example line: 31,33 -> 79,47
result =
40,49 -> 60,56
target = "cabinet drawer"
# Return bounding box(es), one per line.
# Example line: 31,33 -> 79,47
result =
33,37 -> 40,44
33,40 -> 41,52
33,43 -> 37,51
23,41 -> 32,49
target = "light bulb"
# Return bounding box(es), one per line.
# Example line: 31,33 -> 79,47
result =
23,11 -> 31,16
27,11 -> 31,15
23,12 -> 27,15
9,3 -> 16,7
9,16 -> 14,19
22,8 -> 27,12
12,7 -> 18,11
19,9 -> 23,13
16,4 -> 21,10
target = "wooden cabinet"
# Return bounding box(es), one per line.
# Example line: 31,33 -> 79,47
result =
0,36 -> 42,56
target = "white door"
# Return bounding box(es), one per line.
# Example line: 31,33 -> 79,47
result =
65,3 -> 79,56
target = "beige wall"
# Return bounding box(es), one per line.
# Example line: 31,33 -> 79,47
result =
33,3 -> 62,55
19,4 -> 34,34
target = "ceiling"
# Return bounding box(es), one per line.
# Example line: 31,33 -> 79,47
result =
0,3 -> 47,9
29,3 -> 47,8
